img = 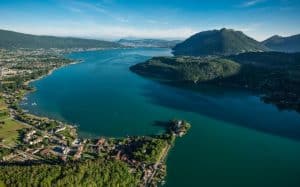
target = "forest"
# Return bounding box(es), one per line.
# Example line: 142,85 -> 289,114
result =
0,158 -> 141,187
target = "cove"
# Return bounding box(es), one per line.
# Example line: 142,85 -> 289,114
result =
21,48 -> 300,187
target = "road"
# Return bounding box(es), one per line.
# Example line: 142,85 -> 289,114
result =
143,144 -> 171,186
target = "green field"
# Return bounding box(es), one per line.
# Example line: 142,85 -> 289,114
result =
0,94 -> 26,147
0,118 -> 25,147
0,180 -> 5,187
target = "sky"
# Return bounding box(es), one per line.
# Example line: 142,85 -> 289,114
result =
0,0 -> 299,41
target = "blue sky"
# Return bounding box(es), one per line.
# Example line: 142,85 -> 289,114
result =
0,0 -> 299,41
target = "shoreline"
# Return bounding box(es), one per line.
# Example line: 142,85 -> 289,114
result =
1,48 -> 191,186
24,59 -> 84,86
23,46 -> 132,87
18,55 -> 87,134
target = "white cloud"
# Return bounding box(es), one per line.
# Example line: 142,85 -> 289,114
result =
63,1 -> 128,23
73,1 -> 106,13
146,19 -> 169,25
240,0 -> 265,7
67,7 -> 82,13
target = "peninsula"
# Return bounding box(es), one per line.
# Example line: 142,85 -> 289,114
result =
131,29 -> 300,113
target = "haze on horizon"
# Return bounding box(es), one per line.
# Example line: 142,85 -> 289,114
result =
0,0 -> 299,41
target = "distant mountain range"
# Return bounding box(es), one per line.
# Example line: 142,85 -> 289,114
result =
262,34 -> 300,53
118,39 -> 181,48
173,28 -> 268,56
0,29 -> 121,49
1,28 -> 300,53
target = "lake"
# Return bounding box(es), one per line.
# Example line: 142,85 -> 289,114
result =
21,48 -> 300,187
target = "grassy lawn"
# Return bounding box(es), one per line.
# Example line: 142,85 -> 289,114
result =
0,93 -> 26,147
58,128 -> 76,145
0,118 -> 26,147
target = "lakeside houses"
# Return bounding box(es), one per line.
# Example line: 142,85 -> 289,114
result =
25,130 -> 36,139
72,138 -> 81,146
0,68 -> 33,79
73,144 -> 84,160
53,146 -> 70,156
28,137 -> 43,145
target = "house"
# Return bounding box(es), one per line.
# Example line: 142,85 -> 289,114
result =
26,130 -> 36,137
63,147 -> 70,155
55,126 -> 66,133
74,145 -> 84,160
72,138 -> 81,146
29,137 -> 43,145
53,146 -> 70,155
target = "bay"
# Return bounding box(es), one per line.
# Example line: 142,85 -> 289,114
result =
22,48 -> 300,187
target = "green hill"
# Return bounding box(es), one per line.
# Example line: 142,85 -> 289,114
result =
0,29 -> 121,49
130,56 -> 240,83
173,28 -> 268,56
262,34 -> 300,53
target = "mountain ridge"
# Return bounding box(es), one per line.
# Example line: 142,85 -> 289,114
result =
173,28 -> 269,56
0,29 -> 121,49
263,34 -> 300,53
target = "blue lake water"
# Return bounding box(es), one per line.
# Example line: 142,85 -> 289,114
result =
22,48 -> 300,187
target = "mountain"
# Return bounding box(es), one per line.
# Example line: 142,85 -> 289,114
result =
262,34 -> 300,53
173,28 -> 268,56
118,39 -> 181,48
0,29 -> 121,49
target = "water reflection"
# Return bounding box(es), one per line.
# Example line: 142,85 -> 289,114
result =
141,81 -> 300,141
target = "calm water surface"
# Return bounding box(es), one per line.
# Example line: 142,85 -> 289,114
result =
22,48 -> 300,187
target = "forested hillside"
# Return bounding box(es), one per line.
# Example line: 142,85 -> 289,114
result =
131,52 -> 300,112
0,29 -> 121,49
173,28 -> 268,56
263,34 -> 300,53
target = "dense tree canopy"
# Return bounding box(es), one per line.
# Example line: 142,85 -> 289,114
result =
0,159 -> 141,187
